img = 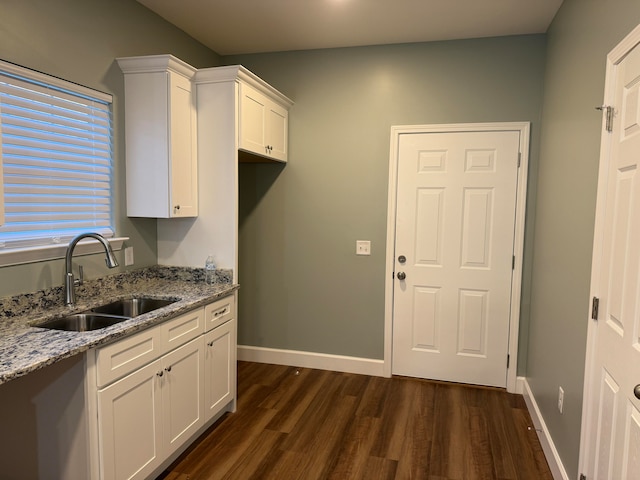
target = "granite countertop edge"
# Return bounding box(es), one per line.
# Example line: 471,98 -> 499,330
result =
0,265 -> 238,386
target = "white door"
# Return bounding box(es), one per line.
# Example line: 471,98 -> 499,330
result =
392,129 -> 521,387
581,26 -> 640,480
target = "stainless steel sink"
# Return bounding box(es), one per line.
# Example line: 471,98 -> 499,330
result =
36,313 -> 130,332
90,297 -> 177,318
34,297 -> 178,332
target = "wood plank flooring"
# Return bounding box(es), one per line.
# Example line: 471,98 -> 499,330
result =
159,362 -> 553,480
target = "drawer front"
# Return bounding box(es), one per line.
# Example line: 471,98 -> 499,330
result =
162,308 -> 204,351
204,295 -> 235,332
96,327 -> 162,388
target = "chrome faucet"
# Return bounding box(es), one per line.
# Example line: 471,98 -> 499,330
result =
65,233 -> 119,307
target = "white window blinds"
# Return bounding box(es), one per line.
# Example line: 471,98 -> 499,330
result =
0,61 -> 114,250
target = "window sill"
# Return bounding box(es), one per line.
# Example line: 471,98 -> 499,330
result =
0,237 -> 129,267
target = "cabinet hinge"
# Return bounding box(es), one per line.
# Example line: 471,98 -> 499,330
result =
591,297 -> 599,321
596,105 -> 614,133
507,354 -> 510,368
580,474 -> 587,480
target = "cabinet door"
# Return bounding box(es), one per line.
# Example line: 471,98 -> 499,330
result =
98,359 -> 163,480
266,100 -> 288,162
168,71 -> 198,217
239,82 -> 268,156
204,319 -> 236,421
162,336 -> 205,452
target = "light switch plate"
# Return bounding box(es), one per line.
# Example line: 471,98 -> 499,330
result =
124,246 -> 134,266
356,240 -> 371,256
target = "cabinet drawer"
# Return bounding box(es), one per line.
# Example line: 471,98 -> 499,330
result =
162,308 -> 204,351
96,327 -> 163,388
204,295 -> 235,332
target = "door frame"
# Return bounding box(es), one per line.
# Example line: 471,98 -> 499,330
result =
383,122 -> 530,393
578,23 -> 640,476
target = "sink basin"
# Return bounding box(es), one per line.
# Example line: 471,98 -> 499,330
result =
90,297 -> 177,318
34,297 -> 178,332
36,313 -> 130,332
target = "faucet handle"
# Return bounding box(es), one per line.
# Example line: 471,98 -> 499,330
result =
74,265 -> 84,287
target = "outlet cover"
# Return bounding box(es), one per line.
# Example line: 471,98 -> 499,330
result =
356,240 -> 371,256
124,247 -> 134,266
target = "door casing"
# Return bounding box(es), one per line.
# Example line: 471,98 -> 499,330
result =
384,122 -> 530,393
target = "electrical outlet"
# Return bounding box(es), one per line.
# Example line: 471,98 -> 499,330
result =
558,386 -> 564,414
124,247 -> 134,266
356,240 -> 371,256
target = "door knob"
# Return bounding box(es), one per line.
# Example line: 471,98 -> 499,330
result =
397,271 -> 406,280
398,255 -> 406,264
635,384 -> 640,400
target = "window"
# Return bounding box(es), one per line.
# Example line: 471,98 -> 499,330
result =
0,60 -> 115,258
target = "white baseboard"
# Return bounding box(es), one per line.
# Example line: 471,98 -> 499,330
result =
522,378 -> 570,480
237,345 -> 387,377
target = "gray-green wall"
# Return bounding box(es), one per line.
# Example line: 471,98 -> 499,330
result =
224,35 -> 546,362
5,0 -> 640,476
527,1 -> 640,478
0,0 -> 219,297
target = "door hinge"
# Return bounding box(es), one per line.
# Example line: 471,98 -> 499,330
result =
512,255 -> 516,270
580,474 -> 587,480
517,152 -> 521,168
596,105 -> 614,132
591,297 -> 599,321
507,354 -> 510,368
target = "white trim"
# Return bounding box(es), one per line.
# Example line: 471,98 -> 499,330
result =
195,65 -> 294,108
237,345 -> 387,377
523,378 -> 570,480
116,54 -> 197,79
578,22 -> 640,477
0,236 -> 128,267
384,122 -> 530,392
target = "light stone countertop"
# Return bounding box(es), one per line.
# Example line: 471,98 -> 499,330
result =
0,266 -> 238,385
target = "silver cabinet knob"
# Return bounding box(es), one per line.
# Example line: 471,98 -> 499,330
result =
634,384 -> 640,400
397,271 -> 406,280
157,370 -> 163,377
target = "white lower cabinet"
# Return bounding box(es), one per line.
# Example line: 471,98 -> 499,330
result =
161,336 -> 205,453
98,359 -> 163,480
204,318 -> 236,420
88,294 -> 236,480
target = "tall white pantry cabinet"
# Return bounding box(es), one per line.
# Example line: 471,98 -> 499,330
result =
157,63 -> 293,277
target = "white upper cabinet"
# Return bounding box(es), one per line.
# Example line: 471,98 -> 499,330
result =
117,55 -> 198,218
239,82 -> 289,162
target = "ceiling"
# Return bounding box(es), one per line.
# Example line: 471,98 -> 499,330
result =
137,0 -> 563,56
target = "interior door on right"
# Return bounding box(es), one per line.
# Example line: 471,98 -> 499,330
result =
584,36 -> 640,480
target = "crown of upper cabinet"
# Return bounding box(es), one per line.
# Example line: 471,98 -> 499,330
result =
195,65 -> 293,108
116,54 -> 197,78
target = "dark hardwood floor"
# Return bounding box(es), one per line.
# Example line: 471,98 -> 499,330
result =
159,362 -> 553,480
